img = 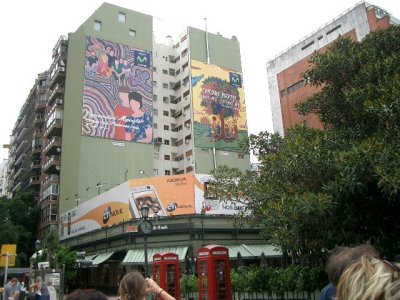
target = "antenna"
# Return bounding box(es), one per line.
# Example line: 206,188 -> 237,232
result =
204,17 -> 210,64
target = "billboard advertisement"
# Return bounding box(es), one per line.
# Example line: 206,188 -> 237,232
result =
59,174 -> 247,240
191,60 -> 248,153
82,37 -> 153,143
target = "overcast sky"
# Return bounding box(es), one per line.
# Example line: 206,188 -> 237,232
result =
1,0 -> 399,162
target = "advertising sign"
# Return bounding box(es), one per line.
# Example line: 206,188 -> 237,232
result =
0,244 -> 16,267
82,37 -> 153,143
60,174 -> 247,240
191,60 -> 248,153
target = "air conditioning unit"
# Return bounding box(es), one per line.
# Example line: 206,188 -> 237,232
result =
56,98 -> 63,105
154,137 -> 163,144
185,139 -> 190,144
185,123 -> 191,128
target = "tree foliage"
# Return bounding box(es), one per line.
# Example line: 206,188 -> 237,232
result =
0,192 -> 40,266
209,26 -> 400,263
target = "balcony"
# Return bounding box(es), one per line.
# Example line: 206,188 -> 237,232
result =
33,129 -> 43,138
44,136 -> 62,156
42,155 -> 61,175
31,144 -> 42,157
41,174 -> 60,191
45,118 -> 63,139
47,84 -> 64,106
14,153 -> 27,166
48,64 -> 66,89
35,100 -> 47,114
34,114 -> 45,127
29,175 -> 41,186
31,160 -> 42,170
13,168 -> 26,180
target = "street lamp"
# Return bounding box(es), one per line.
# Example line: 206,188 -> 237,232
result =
74,194 -> 80,206
35,239 -> 41,270
139,204 -> 153,277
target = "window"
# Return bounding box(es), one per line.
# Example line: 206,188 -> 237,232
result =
153,169 -> 159,175
287,80 -> 305,94
280,89 -> 287,97
153,67 -> 157,72
181,34 -> 187,43
153,109 -> 158,116
164,139 -> 170,145
164,125 -> 169,131
94,20 -> 102,31
153,123 -> 158,129
129,29 -> 136,37
163,111 -> 169,116
164,155 -> 170,160
162,83 -> 168,88
181,48 -> 188,57
153,81 -> 157,87
238,154 -> 244,159
162,69 -> 168,74
118,12 -> 126,22
153,95 -> 158,101
165,170 -> 171,175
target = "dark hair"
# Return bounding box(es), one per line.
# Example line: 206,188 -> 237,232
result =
65,289 -> 108,300
118,85 -> 131,94
326,244 -> 379,286
128,92 -> 143,109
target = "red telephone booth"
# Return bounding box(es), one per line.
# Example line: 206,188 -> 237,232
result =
197,245 -> 232,300
152,252 -> 181,300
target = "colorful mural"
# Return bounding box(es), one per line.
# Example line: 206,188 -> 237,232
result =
82,37 -> 153,143
191,60 -> 248,153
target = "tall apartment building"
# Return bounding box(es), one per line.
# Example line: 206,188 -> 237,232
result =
0,159 -> 9,197
7,3 -> 251,237
267,2 -> 399,136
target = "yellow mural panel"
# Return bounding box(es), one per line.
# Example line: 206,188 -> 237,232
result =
191,60 -> 248,153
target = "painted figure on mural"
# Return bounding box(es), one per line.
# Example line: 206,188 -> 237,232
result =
125,91 -> 153,143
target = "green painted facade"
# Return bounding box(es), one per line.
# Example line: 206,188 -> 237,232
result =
60,4 -> 154,213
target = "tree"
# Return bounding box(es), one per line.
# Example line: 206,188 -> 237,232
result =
209,25 -> 400,263
0,191 -> 40,266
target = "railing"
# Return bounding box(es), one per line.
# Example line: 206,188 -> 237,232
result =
180,291 -> 319,300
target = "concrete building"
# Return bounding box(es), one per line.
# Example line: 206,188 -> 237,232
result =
267,1 -> 399,136
0,159 -> 9,198
7,3 -> 271,293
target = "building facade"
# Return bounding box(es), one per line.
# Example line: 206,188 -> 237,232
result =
6,3 -> 265,291
267,2 -> 399,136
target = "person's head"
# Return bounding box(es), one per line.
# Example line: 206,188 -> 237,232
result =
336,254 -> 400,300
119,271 -> 147,300
11,278 -> 18,286
65,289 -> 108,300
326,244 -> 379,286
128,92 -> 143,110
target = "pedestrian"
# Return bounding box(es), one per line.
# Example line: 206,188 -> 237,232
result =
119,271 -> 176,300
336,254 -> 400,299
4,277 -> 22,300
319,244 -> 379,300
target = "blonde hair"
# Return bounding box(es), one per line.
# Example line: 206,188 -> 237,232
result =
119,271 -> 146,300
336,255 -> 400,300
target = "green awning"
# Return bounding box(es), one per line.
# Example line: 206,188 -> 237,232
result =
225,245 -> 254,258
91,252 -> 114,266
242,244 -> 282,258
85,254 -> 98,261
122,246 -> 188,265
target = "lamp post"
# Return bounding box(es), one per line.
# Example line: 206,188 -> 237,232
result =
35,239 -> 41,270
139,204 -> 152,277
96,182 -> 102,195
74,194 -> 80,206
